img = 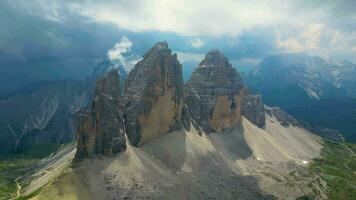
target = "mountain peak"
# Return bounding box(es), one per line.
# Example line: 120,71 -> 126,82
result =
124,42 -> 184,146
199,49 -> 231,68
153,41 -> 169,50
76,68 -> 126,158
185,50 -> 243,132
143,41 -> 171,59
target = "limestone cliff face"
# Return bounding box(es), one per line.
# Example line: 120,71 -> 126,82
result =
184,50 -> 244,132
76,69 -> 126,158
124,42 -> 184,146
240,87 -> 266,128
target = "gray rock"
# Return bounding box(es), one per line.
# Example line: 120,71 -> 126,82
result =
312,127 -> 345,143
240,87 -> 266,128
76,69 -> 126,158
265,106 -> 299,127
182,104 -> 191,131
184,49 -> 244,133
124,42 -> 184,146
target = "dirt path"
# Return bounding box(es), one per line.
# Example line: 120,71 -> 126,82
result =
12,177 -> 22,200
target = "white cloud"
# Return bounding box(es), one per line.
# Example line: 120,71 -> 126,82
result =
276,23 -> 356,59
302,23 -> 324,49
108,37 -> 132,61
189,38 -> 204,48
67,0 -> 354,60
68,0 -> 283,36
107,37 -> 140,72
176,51 -> 205,63
276,23 -> 325,53
353,46 -> 356,53
277,37 -> 304,53
7,0 -> 356,61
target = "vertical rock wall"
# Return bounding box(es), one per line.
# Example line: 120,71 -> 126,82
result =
124,42 -> 184,146
76,70 -> 126,158
240,87 -> 266,128
184,50 -> 244,132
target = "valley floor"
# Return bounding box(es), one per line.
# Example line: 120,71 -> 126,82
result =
0,156 -> 39,200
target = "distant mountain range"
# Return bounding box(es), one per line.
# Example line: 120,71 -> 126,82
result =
0,60 -> 127,155
246,53 -> 356,141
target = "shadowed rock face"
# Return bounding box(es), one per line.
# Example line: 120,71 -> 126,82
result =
241,87 -> 266,129
265,106 -> 299,127
76,69 -> 126,158
124,42 -> 184,146
184,49 -> 244,133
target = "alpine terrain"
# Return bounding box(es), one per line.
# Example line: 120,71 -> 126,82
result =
8,43 -> 343,200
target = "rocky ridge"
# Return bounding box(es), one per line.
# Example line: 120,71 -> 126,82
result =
265,106 -> 299,127
76,70 -> 126,157
184,49 -> 244,132
240,87 -> 266,128
76,43 -> 270,158
124,42 -> 185,146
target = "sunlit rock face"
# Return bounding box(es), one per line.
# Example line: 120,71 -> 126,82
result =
124,42 -> 184,146
76,69 -> 126,158
184,49 -> 244,133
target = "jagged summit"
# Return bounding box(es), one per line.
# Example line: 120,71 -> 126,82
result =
199,49 -> 231,68
153,41 -> 169,50
185,49 -> 243,132
143,41 -> 172,59
76,69 -> 126,158
75,43 -> 266,158
26,42 -> 328,200
124,41 -> 184,146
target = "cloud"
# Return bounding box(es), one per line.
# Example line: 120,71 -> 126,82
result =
302,23 -> 324,49
176,51 -> 205,63
67,0 -> 282,36
276,22 -> 356,59
277,37 -> 304,53
189,38 -> 204,48
108,37 -> 132,61
276,23 -> 325,53
4,0 -> 356,62
7,0 -> 63,22
107,37 -> 140,72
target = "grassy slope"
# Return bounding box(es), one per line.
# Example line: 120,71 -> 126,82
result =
0,156 -> 39,200
0,143 -> 61,200
309,141 -> 356,200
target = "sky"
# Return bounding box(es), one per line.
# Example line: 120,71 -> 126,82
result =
0,0 -> 355,91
